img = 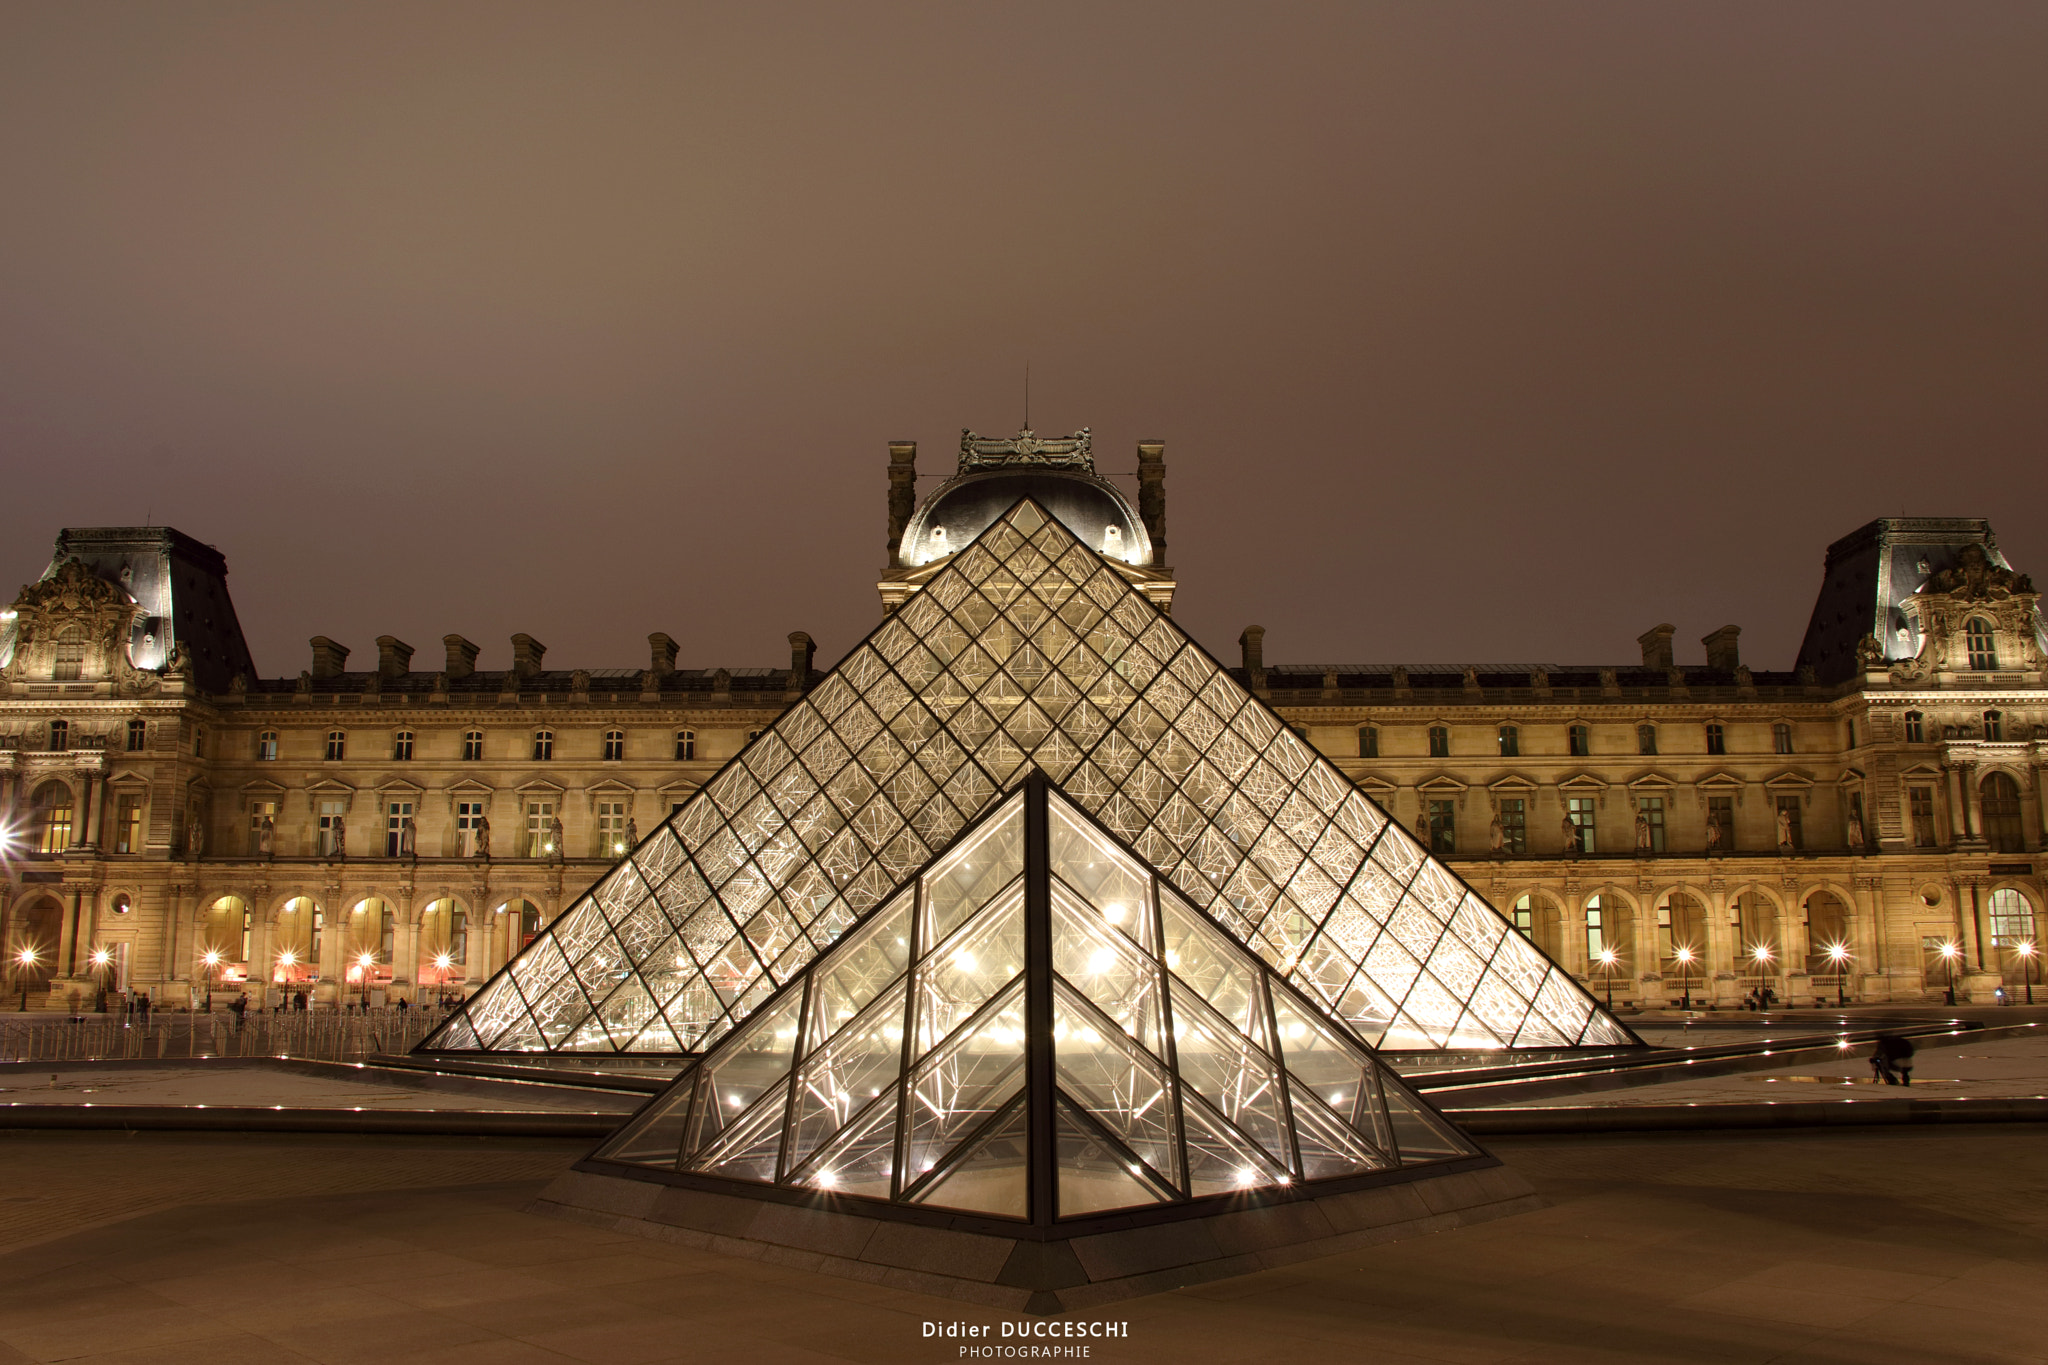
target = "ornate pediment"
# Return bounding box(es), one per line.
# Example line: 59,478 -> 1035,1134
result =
2,558 -> 142,686
1927,544 -> 2032,601
957,427 -> 1093,473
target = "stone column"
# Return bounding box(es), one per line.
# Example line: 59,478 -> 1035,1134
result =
75,769 -> 106,850
464,914 -> 493,989
247,915 -> 272,1003
1703,883 -> 1736,1004
392,913 -> 419,1000
1960,764 -> 1985,847
1944,764 -> 1968,845
316,894 -> 348,1003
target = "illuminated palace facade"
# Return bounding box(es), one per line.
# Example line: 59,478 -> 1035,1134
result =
0,438 -> 2043,1012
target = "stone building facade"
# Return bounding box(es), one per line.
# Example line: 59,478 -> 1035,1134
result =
1,459 -> 2042,1013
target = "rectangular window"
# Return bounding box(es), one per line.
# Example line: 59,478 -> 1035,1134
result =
1966,618 -> 1999,670
1904,711 -> 1924,743
1357,726 -> 1378,758
603,730 -> 626,761
38,791 -> 74,853
1773,722 -> 1793,755
669,802 -> 688,819
526,801 -> 556,857
1909,787 -> 1937,848
1775,794 -> 1803,850
450,907 -> 467,965
1426,799 -> 1456,855
1708,795 -> 1735,851
392,731 -> 414,761
1639,796 -> 1666,853
1584,897 -> 1605,960
1497,725 -> 1518,757
748,729 -> 764,742
462,730 -> 484,761
1637,724 -> 1657,756
1704,722 -> 1725,755
1846,720 -> 1857,748
597,799 -> 629,855
532,731 -> 554,761
126,719 -> 147,752
1568,724 -> 1589,757
52,637 -> 84,680
385,801 -> 415,857
1498,798 -> 1526,854
675,730 -> 696,761
318,801 -> 346,856
456,800 -> 487,856
49,719 -> 69,751
1428,726 -> 1449,758
246,800 -> 277,856
1512,899 -> 1532,940
325,730 -> 346,761
1567,796 -> 1597,854
257,730 -> 278,761
194,726 -> 205,757
114,794 -> 145,854
1984,711 -> 2004,742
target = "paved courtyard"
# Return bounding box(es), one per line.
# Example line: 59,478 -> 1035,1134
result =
0,1125 -> 2042,1364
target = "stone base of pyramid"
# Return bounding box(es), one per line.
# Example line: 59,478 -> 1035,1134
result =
532,1157 -> 1541,1315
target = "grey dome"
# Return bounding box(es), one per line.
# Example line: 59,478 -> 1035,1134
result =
902,470 -> 1150,567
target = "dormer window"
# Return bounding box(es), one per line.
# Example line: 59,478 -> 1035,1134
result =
1966,617 -> 1998,670
52,627 -> 84,680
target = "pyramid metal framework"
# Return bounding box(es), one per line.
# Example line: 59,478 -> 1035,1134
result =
592,775 -> 1482,1219
422,499 -> 1633,1059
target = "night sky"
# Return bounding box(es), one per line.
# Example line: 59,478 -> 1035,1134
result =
4,5 -> 2043,680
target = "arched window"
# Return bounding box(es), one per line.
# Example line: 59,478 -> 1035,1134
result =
1904,711 -> 1924,743
31,781 -> 74,854
674,730 -> 696,761
1803,890 -> 1850,976
1983,710 -> 2004,742
392,730 -> 415,761
532,730 -> 554,761
461,730 -> 484,761
1427,725 -> 1450,758
1988,888 -> 2037,977
256,730 -> 278,760
1497,725 -> 1519,757
603,729 -> 626,761
1982,772 -> 2025,853
1636,723 -> 1657,756
1660,893 -> 1707,975
1511,893 -> 1561,957
1965,617 -> 1998,670
325,730 -> 346,761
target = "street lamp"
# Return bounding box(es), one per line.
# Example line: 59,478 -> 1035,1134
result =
1597,948 -> 1619,1011
433,953 -> 454,1008
1825,942 -> 1851,1007
356,951 -> 376,1010
2017,941 -> 2038,1006
1673,944 -> 1696,1011
13,946 -> 37,1011
1939,940 -> 1961,1006
1749,943 -> 1776,1011
201,949 -> 224,1010
88,947 -> 112,1013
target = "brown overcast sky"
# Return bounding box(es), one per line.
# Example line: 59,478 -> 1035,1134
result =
3,3 -> 2044,678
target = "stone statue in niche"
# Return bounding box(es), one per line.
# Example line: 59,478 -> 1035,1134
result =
1413,811 -> 1429,848
186,815 -> 205,858
399,816 -> 416,857
1776,807 -> 1794,851
1488,811 -> 1505,855
331,820 -> 346,859
1705,817 -> 1724,853
1853,635 -> 1886,670
626,818 -> 639,849
472,815 -> 490,859
1562,814 -> 1580,855
257,815 -> 275,857
548,815 -> 565,861
1847,813 -> 1866,852
1634,812 -> 1652,851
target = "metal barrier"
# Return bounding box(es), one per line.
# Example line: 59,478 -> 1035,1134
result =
0,1011 -> 447,1064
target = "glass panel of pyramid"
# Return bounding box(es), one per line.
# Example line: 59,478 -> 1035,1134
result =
423,497 -> 1632,1061
590,777 -> 1486,1222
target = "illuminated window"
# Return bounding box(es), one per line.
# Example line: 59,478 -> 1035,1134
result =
384,800 -> 415,857
33,782 -> 73,853
1428,726 -> 1449,758
457,801 -> 487,856
1639,797 -> 1666,853
1988,888 -> 2036,950
1772,723 -> 1793,755
256,730 -> 278,760
526,801 -> 557,857
1636,723 -> 1657,756
392,730 -> 415,761
1904,711 -> 1924,743
317,801 -> 346,856
1497,725 -> 1519,757
1568,724 -> 1589,757
1357,725 -> 1378,758
532,730 -> 554,761
675,729 -> 696,761
1966,617 -> 1998,670
325,730 -> 346,761
1584,895 -> 1605,959
1704,722 -> 1725,755
1566,796 -> 1596,854
114,794 -> 145,854
597,799 -> 630,855
125,719 -> 147,752
1511,895 -> 1533,941
603,730 -> 626,762
462,730 -> 484,761
246,799 -> 276,856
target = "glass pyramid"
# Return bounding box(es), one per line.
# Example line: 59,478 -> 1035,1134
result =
592,776 -> 1482,1219
421,498 -> 1632,1059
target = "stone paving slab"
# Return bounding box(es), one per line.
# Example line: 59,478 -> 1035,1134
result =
0,1062 -> 641,1113
0,1125 -> 2043,1362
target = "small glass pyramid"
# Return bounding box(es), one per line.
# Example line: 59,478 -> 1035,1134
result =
593,775 -> 1481,1219
422,498 -> 1633,1060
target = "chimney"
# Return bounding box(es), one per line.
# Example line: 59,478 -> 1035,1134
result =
1136,440 -> 1167,566
442,634 -> 479,680
1637,624 -> 1676,671
510,634 -> 546,678
1702,625 -> 1741,673
786,631 -> 816,698
374,635 -> 415,678
1238,625 -> 1268,697
649,632 -> 679,677
309,637 -> 349,679
886,441 -> 918,567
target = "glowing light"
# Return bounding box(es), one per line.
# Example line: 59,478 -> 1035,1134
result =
1235,1168 -> 1257,1186
1826,943 -> 1850,964
816,1170 -> 838,1188
1940,941 -> 1961,959
278,950 -> 297,967
202,950 -> 223,968
1750,944 -> 1774,963
1087,949 -> 1115,975
2019,941 -> 2039,959
89,949 -> 111,968
16,947 -> 38,967
1102,903 -> 1126,924
434,953 -> 453,971
952,950 -> 977,973
1674,946 -> 1695,965
1598,949 -> 1617,967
